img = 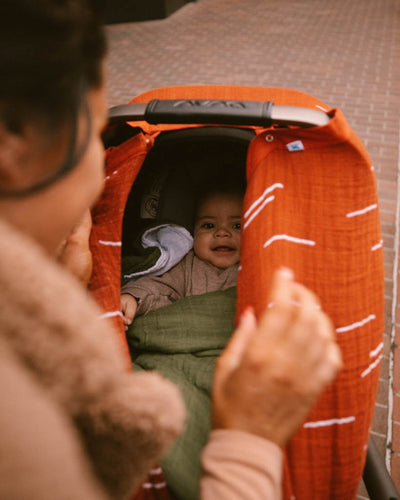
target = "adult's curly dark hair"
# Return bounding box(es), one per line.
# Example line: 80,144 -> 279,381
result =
0,0 -> 107,132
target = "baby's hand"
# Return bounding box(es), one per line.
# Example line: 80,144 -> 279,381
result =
120,294 -> 138,331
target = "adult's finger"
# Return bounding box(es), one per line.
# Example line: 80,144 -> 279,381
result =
289,281 -> 322,314
66,210 -> 92,243
289,284 -> 336,347
216,307 -> 257,374
269,267 -> 295,306
282,308 -> 336,374
256,268 -> 296,343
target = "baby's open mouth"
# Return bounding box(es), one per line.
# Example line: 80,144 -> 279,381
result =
212,246 -> 235,253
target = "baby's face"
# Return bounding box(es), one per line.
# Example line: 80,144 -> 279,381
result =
193,193 -> 242,269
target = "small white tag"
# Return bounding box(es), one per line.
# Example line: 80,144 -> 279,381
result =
286,140 -> 305,152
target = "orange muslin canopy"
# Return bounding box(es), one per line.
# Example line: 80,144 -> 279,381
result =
90,85 -> 383,500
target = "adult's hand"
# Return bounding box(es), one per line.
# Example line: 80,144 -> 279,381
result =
57,210 -> 93,287
212,268 -> 342,448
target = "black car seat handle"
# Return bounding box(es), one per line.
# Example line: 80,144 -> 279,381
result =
145,99 -> 273,126
108,99 -> 330,128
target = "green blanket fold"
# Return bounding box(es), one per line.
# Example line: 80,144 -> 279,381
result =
121,220 -> 163,288
121,246 -> 161,286
126,287 -> 236,500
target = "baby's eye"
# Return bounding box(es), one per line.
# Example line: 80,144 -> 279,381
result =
201,222 -> 215,229
233,222 -> 241,230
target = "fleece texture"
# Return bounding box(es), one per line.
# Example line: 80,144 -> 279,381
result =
0,218 -> 185,500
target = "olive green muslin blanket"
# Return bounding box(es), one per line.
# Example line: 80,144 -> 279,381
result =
126,287 -> 236,500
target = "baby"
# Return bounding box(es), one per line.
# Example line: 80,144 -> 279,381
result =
120,183 -> 244,328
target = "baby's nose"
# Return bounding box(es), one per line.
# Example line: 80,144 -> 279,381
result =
215,226 -> 231,236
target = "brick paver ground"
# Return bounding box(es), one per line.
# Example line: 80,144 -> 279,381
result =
105,0 -> 400,497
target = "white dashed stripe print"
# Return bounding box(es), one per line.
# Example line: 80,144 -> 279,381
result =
264,234 -> 316,249
99,240 -> 122,246
336,314 -> 376,333
268,300 -> 321,310
99,311 -> 123,320
361,356 -> 382,378
346,204 -> 377,218
142,482 -> 167,490
370,342 -> 383,358
304,416 -> 356,429
244,183 -> 283,220
371,240 -> 383,251
243,195 -> 275,229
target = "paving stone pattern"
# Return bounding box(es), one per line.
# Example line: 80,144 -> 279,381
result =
105,1 -> 400,497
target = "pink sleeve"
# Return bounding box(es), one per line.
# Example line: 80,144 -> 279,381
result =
200,430 -> 283,500
121,257 -> 188,315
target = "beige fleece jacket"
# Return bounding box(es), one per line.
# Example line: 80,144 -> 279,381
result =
0,218 -> 185,499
